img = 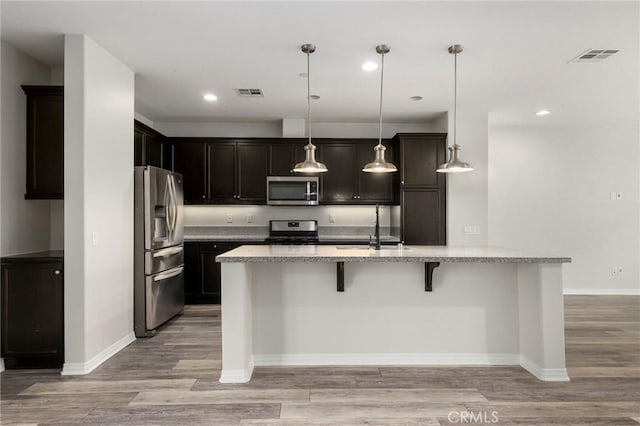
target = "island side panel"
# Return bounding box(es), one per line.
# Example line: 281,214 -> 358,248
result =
250,261 -> 520,364
517,263 -> 569,381
220,262 -> 254,383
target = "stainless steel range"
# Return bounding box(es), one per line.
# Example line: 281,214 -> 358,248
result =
264,220 -> 319,245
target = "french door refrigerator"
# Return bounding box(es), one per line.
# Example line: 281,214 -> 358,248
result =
134,166 -> 185,337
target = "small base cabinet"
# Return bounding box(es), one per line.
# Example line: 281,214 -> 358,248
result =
184,242 -> 243,304
1,252 -> 64,369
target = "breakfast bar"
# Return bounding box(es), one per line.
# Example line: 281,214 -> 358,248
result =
216,245 -> 572,384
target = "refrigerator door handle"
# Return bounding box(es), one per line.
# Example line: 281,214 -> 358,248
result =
153,266 -> 184,282
152,245 -> 184,258
164,174 -> 174,240
169,175 -> 178,233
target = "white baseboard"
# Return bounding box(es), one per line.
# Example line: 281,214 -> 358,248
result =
61,332 -> 136,376
0,357 -> 4,373
564,288 -> 640,295
520,356 -> 569,382
219,360 -> 254,383
253,353 -> 520,366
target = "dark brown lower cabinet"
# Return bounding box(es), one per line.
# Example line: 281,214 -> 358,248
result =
184,242 -> 243,304
1,252 -> 64,369
401,189 -> 446,245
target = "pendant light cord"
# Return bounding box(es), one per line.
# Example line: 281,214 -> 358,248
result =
307,51 -> 312,146
453,50 -> 457,147
378,51 -> 385,147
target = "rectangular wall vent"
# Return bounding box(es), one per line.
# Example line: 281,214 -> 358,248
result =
236,88 -> 264,97
569,49 -> 619,63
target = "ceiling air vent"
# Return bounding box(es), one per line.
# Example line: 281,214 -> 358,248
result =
236,88 -> 264,97
569,49 -> 619,63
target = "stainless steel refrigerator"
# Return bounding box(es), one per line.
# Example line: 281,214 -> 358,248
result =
134,166 -> 185,337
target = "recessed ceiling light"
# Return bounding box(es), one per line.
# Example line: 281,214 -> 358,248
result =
410,96 -> 423,101
361,61 -> 378,72
310,95 -> 320,100
536,110 -> 550,116
203,93 -> 218,102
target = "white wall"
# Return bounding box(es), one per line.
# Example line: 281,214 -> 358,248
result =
0,41 -> 53,256
488,125 -> 640,294
446,109 -> 489,246
63,34 -> 135,374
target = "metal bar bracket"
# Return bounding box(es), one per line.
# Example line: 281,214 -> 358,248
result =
337,262 -> 345,292
425,262 -> 440,292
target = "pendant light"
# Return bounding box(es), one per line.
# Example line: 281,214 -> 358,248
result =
437,44 -> 474,173
363,45 -> 398,173
293,44 -> 328,173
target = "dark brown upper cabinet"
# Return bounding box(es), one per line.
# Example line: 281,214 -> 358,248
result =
237,143 -> 268,202
208,142 -> 237,202
396,133 -> 447,188
320,143 -> 358,203
134,120 -> 167,169
268,140 -> 307,176
320,140 -> 395,205
22,86 -> 64,200
209,141 -> 268,204
356,142 -> 395,203
171,140 -> 207,204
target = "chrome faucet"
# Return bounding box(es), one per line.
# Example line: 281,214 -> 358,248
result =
374,204 -> 381,251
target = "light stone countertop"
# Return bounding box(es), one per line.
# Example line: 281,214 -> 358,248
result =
216,245 -> 571,263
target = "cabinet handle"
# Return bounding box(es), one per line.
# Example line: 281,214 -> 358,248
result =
54,270 -> 61,275
401,180 -> 404,184
202,195 -> 206,199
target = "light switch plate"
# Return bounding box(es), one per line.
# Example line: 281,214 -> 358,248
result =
247,214 -> 253,223
226,213 -> 233,223
329,214 -> 335,223
92,232 -> 99,246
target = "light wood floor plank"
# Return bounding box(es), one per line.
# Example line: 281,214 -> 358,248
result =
280,403 -> 465,419
129,389 -> 309,405
20,379 -> 196,395
309,388 -> 488,403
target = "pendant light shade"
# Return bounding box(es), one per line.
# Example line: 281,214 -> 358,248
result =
293,43 -> 328,173
437,44 -> 473,173
363,44 -> 397,173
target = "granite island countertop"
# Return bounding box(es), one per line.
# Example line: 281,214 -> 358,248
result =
216,245 -> 571,263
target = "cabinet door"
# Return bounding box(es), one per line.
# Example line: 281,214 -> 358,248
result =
1,263 -> 64,368
208,143 -> 237,202
23,87 -> 64,199
400,135 -> 446,187
172,142 -> 207,204
357,142 -> 394,203
183,242 -> 200,304
320,143 -> 357,203
269,143 -> 294,176
237,143 -> 268,202
134,129 -> 145,166
144,134 -> 164,169
401,189 -> 446,245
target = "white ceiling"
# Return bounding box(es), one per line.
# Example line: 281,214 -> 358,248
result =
2,1 -> 638,126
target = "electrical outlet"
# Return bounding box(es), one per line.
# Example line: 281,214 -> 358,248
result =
611,267 -> 618,276
247,214 -> 253,223
329,214 -> 335,223
92,232 -> 99,246
226,213 -> 233,223
463,225 -> 481,235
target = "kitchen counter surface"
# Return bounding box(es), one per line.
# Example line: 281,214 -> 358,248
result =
183,226 -> 399,243
1,250 -> 64,263
216,245 -> 571,263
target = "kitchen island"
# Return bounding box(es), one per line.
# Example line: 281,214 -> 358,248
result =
216,245 -> 571,383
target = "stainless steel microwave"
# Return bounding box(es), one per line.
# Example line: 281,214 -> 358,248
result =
267,176 -> 319,206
